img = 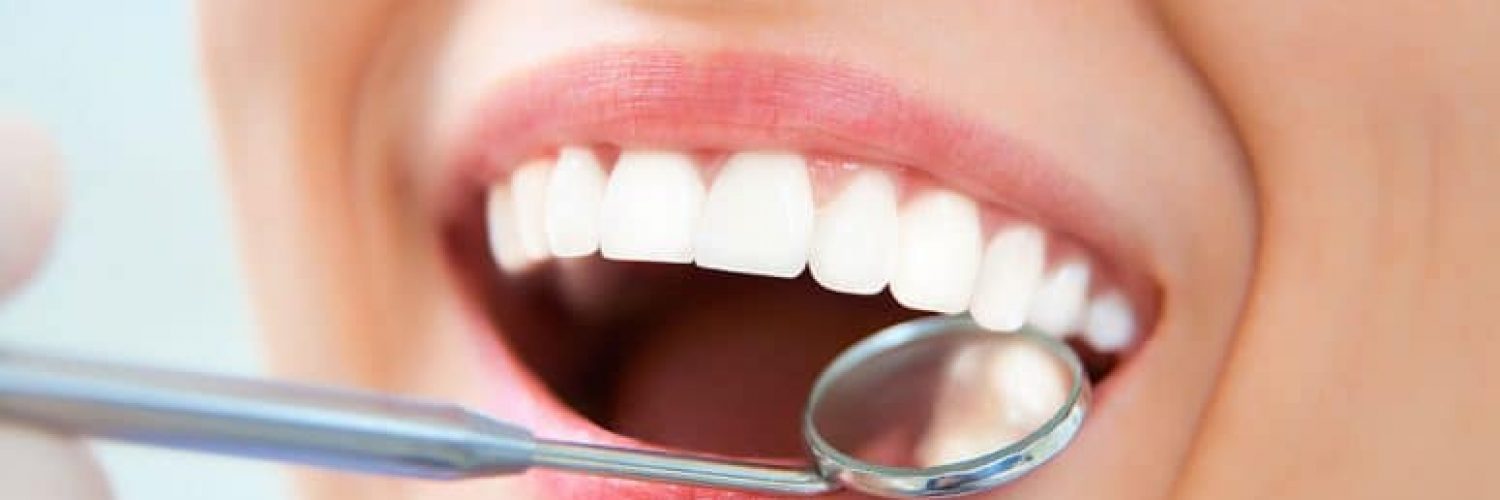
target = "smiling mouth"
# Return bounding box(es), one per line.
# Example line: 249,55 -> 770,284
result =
436,49 -> 1158,497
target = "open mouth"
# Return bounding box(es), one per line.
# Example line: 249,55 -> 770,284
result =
435,50 -> 1158,497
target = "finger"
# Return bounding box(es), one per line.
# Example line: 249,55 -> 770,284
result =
0,117 -> 64,299
0,118 -> 109,498
0,423 -> 111,499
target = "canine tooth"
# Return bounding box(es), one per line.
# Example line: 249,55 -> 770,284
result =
970,225 -> 1047,331
694,151 -> 815,278
545,147 -> 607,257
1027,260 -> 1092,335
510,161 -> 552,261
809,170 -> 899,294
890,190 -> 982,313
599,150 -> 705,263
486,184 -> 532,272
1085,291 -> 1136,352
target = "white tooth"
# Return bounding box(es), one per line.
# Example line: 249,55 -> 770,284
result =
486,183 -> 533,272
599,150 -> 705,263
916,338 -> 1070,465
970,225 -> 1047,331
694,151 -> 815,278
544,146 -> 607,257
809,170 -> 899,294
510,160 -> 551,261
1085,291 -> 1136,352
1027,260 -> 1092,335
890,190 -> 983,313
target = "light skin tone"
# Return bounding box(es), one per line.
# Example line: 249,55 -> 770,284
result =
0,119 -> 112,500
2,0 -> 1495,499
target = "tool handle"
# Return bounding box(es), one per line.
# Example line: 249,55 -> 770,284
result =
0,349 -> 535,479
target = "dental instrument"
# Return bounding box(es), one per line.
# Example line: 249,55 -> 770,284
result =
0,315 -> 1087,498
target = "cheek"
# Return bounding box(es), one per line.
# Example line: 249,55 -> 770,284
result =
207,4 -> 439,390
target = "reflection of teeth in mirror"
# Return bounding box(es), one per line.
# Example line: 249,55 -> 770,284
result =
915,339 -> 1069,467
482,145 -> 1141,349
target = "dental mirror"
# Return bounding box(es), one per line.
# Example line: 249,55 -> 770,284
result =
802,315 -> 1089,497
0,315 -> 1088,498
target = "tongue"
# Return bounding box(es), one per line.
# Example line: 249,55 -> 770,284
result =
606,275 -> 915,458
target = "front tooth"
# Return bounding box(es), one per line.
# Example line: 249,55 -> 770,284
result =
1084,291 -> 1136,352
599,150 -> 705,263
510,160 -> 552,261
809,169 -> 899,294
970,225 -> 1047,331
545,146 -> 607,257
486,184 -> 532,272
694,151 -> 815,278
1027,260 -> 1092,335
890,190 -> 983,313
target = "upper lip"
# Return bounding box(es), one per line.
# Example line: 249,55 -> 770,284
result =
438,48 -> 1152,293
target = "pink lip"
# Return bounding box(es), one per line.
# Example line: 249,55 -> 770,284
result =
440,48 -> 1158,499
443,49 -> 1144,278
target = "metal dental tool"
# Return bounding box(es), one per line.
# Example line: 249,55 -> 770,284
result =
0,315 -> 1088,498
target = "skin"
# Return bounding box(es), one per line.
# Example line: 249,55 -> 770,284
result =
1162,2 -> 1500,497
200,0 -> 1500,499
202,1 -> 1252,498
0,118 -> 112,500
3,0 -> 1488,499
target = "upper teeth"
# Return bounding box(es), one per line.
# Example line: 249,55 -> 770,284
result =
544,146 -> 608,257
890,190 -> 983,314
695,151 -> 816,278
808,170 -> 898,295
598,150 -> 704,264
486,147 -> 1140,352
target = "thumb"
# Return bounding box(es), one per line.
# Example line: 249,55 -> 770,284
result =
0,423 -> 111,499
0,116 -> 111,498
0,117 -> 63,298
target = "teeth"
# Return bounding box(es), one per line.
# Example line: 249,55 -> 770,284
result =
694,151 -> 815,278
917,338 -> 1071,465
1027,260 -> 1092,336
969,225 -> 1046,331
890,190 -> 983,313
1084,291 -> 1136,352
598,150 -> 706,263
485,184 -> 532,272
510,160 -> 552,261
544,147 -> 607,257
488,146 -> 1139,342
809,170 -> 899,295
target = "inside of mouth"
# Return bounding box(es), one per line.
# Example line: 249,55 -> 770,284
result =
452,237 -> 1117,459
503,258 -> 926,457
444,146 -> 1136,460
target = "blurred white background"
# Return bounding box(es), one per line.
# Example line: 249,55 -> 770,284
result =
0,1 -> 293,498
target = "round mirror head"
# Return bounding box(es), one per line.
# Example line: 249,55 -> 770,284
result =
804,315 -> 1089,498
